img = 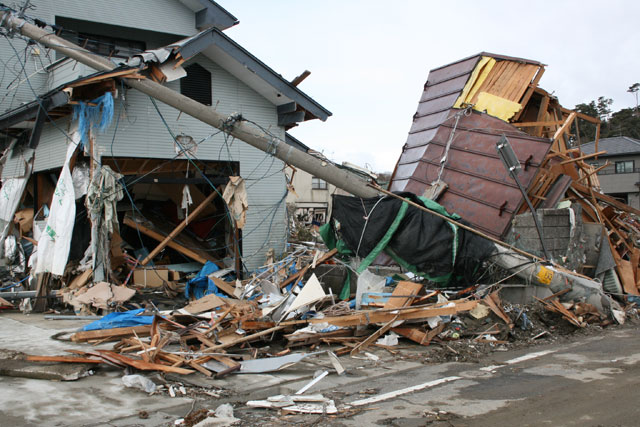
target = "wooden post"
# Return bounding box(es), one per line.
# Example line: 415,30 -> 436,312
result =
233,225 -> 241,279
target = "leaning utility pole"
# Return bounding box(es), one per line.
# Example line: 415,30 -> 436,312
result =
0,10 -> 613,313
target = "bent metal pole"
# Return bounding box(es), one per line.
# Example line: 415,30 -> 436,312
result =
0,10 -> 379,199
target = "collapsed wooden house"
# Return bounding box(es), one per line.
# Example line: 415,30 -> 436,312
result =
389,52 -> 640,296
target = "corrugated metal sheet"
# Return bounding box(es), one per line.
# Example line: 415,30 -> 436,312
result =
390,54 -> 553,239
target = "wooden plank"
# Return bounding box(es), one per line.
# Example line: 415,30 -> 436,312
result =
71,325 -> 151,342
552,112 -> 576,148
559,151 -> 607,165
281,300 -> 478,328
383,281 -> 423,309
509,64 -> 539,103
66,68 -> 144,87
141,189 -> 220,265
188,360 -> 213,377
209,277 -> 237,297
393,322 -> 445,346
26,355 -> 104,364
483,291 -> 513,329
559,107 -> 601,124
512,65 -> 545,121
95,350 -> 195,374
515,119 -> 564,128
533,94 -> 560,136
202,325 -> 288,352
469,60 -> 505,104
617,257 -> 639,296
500,63 -> 530,101
350,317 -> 398,356
571,182 -> 640,216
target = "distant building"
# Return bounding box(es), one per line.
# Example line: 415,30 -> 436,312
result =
580,136 -> 640,209
284,134 -> 335,226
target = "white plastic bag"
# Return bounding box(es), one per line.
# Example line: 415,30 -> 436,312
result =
122,374 -> 157,393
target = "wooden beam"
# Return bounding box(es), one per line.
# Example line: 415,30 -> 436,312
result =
123,216 -> 219,265
515,119 -> 563,128
291,70 -> 311,87
559,151 -> 607,165
534,94 -> 551,137
571,182 -> 640,216
577,162 -> 609,183
280,299 -> 478,327
71,325 -> 151,342
552,112 -> 576,143
141,189 -> 220,265
559,107 -> 601,124
350,281 -> 422,356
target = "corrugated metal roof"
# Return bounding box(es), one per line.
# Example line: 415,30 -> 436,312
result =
580,136 -> 640,157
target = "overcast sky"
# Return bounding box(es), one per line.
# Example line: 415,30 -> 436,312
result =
217,0 -> 640,172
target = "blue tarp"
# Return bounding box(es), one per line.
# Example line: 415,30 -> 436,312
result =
184,261 -> 225,299
80,308 -> 154,331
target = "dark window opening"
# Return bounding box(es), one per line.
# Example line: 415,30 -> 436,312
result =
60,31 -> 146,59
615,160 -> 634,174
312,177 -> 327,190
181,63 -> 212,106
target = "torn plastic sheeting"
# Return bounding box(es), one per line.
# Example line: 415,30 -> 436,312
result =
222,176 -> 248,229
0,161 -> 32,252
35,137 -> 79,276
81,308 -> 153,331
185,261 -> 224,299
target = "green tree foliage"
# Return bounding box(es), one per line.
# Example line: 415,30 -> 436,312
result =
572,95 -> 640,143
609,108 -> 640,139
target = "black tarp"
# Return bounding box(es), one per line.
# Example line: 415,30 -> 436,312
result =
327,193 -> 496,284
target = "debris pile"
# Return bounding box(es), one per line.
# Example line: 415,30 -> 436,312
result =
1,7 -> 640,422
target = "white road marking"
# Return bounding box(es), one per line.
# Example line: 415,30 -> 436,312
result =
350,349 -> 558,406
350,376 -> 462,406
480,350 -> 557,371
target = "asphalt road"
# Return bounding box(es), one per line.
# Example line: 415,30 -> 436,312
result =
2,313 -> 640,426
327,327 -> 640,427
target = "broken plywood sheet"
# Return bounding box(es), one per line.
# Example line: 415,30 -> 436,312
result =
72,282 -> 135,310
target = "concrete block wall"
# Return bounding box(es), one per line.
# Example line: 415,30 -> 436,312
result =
510,205 -> 585,269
